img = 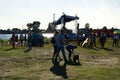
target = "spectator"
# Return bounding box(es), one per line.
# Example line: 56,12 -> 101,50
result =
24,34 -> 27,46
11,31 -> 15,48
112,34 -> 119,47
24,32 -> 33,52
89,33 -> 96,48
99,32 -> 107,48
20,33 -> 24,46
39,34 -> 44,47
77,34 -> 83,46
15,35 -> 18,47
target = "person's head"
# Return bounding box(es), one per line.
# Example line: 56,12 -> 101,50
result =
54,30 -> 58,35
60,29 -> 64,34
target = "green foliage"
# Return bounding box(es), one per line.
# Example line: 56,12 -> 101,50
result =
85,23 -> 90,29
0,39 -> 4,43
26,21 -> 41,33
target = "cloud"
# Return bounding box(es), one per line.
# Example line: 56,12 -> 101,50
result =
0,0 -> 120,29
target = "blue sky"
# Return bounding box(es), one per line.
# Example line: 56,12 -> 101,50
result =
0,0 -> 120,30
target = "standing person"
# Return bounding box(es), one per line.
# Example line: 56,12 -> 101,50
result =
41,34 -> 44,47
112,34 -> 119,47
11,31 -> 15,48
77,34 -> 83,46
51,31 -> 59,59
24,34 -> 27,46
93,33 -> 96,47
66,43 -> 77,61
54,30 -> 68,64
51,31 -> 61,61
15,35 -> 18,47
99,32 -> 107,48
38,34 -> 44,47
20,33 -> 24,46
89,33 -> 96,48
28,32 -> 33,50
25,32 -> 33,52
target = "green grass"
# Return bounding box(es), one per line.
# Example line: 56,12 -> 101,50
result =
0,38 -> 120,80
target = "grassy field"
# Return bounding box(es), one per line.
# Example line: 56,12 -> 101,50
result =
0,38 -> 120,80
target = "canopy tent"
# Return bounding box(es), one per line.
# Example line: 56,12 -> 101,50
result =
53,14 -> 79,25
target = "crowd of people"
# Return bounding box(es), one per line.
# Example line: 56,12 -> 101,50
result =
50,30 -> 117,64
1,30 -> 119,65
10,31 -> 45,52
77,32 -> 119,48
11,32 -> 27,48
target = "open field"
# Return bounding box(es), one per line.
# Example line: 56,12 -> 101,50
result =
0,38 -> 120,80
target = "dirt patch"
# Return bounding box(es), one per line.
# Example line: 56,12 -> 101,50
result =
85,56 -> 119,66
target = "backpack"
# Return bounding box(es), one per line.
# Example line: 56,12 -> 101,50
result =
51,37 -> 55,44
99,35 -> 106,41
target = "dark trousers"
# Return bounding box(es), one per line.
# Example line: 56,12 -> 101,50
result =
54,45 -> 67,63
53,45 -> 57,58
66,48 -> 72,60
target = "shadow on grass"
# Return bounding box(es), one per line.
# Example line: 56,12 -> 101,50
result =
50,62 -> 68,79
89,47 -> 99,51
24,48 -> 32,53
50,60 -> 81,79
67,61 -> 81,66
24,49 -> 31,53
89,46 -> 114,51
103,48 -> 114,51
85,46 -> 99,51
4,48 -> 14,51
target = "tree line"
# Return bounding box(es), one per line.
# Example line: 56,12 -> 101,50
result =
0,21 -> 46,34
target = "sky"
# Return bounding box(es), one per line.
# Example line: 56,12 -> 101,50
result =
0,0 -> 120,30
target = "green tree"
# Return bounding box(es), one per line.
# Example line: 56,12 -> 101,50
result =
32,21 -> 40,33
102,26 -> 107,30
27,23 -> 33,31
26,21 -> 41,33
